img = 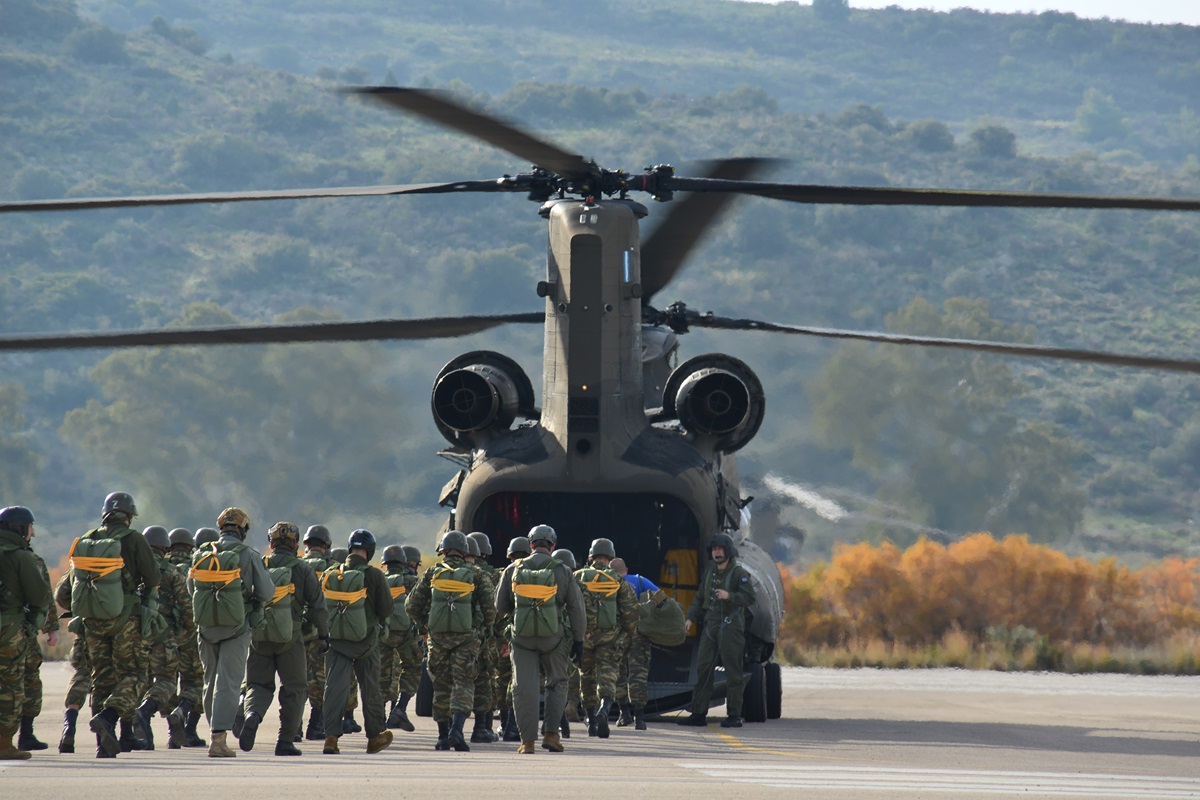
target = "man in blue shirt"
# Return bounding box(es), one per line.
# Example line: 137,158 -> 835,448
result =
610,558 -> 657,731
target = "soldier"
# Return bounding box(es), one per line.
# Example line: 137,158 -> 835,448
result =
678,533 -> 756,728
240,522 -> 330,756
299,524 -> 337,740
574,538 -> 638,738
405,530 -> 495,752
495,524 -> 586,755
70,492 -> 160,759
195,527 -> 219,548
135,526 -> 187,750
550,547 -> 579,739
610,556 -> 659,731
466,531 -> 501,743
165,528 -> 205,748
380,545 -> 422,733
18,516 -> 58,753
0,506 -> 52,760
54,573 -> 88,753
320,529 -> 393,755
188,506 -> 273,758
497,535 -> 530,743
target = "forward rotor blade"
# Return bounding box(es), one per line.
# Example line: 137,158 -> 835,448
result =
640,158 -> 777,304
0,313 -> 545,352
692,315 -> 1200,374
667,178 -> 1200,212
350,86 -> 594,179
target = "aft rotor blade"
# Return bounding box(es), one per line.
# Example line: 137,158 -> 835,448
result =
667,178 -> 1200,212
351,86 -> 594,179
693,315 -> 1200,374
640,158 -> 777,305
0,313 -> 546,353
0,180 -> 506,214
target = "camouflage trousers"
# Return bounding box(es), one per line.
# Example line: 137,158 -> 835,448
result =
66,630 -> 90,709
0,620 -> 30,731
580,631 -> 626,710
472,634 -> 497,714
174,631 -> 204,708
84,615 -> 147,717
22,631 -> 44,717
615,633 -> 652,709
380,630 -> 423,701
427,633 -> 479,721
143,635 -> 180,708
495,638 -> 513,707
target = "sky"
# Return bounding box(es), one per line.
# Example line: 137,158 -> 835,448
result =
837,1 -> 1200,25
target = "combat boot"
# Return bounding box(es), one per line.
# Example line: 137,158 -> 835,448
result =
586,707 -> 598,737
342,712 -> 361,734
720,715 -> 743,728
239,711 -> 260,752
322,735 -> 340,755
231,706 -> 245,738
208,730 -> 236,758
89,707 -> 120,758
59,708 -> 78,754
17,715 -> 47,751
541,731 -> 564,752
135,698 -> 158,750
366,730 -> 393,754
0,728 -> 31,761
275,739 -> 302,756
391,693 -> 415,732
634,706 -> 647,731
183,710 -> 207,747
501,707 -> 521,742
166,700 -> 189,749
676,713 -> 707,726
596,699 -> 611,739
470,711 -> 497,743
517,739 -> 536,754
434,720 -> 450,751
616,702 -> 634,727
386,701 -> 400,729
559,713 -> 570,739
305,707 -> 325,741
448,712 -> 470,752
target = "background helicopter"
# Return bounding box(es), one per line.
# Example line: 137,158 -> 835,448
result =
5,87 -> 1200,720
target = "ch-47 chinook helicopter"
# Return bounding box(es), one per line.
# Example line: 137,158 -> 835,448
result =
5,87 -> 1200,721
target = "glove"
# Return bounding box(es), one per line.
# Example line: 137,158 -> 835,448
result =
316,634 -> 332,656
570,640 -> 584,664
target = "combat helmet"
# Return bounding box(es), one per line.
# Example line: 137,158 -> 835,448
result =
142,525 -> 170,550
303,525 -> 332,548
467,532 -> 493,557
381,545 -> 406,565
506,536 -> 531,559
348,529 -> 377,561
588,537 -> 616,560
268,521 -> 300,550
401,545 -> 422,567
102,491 -> 137,520
0,506 -> 35,535
329,547 -> 349,563
708,532 -> 738,560
217,507 -> 251,536
195,527 -> 220,547
551,548 -> 577,571
466,536 -> 480,558
168,528 -> 194,549
528,524 -> 557,548
437,530 -> 470,556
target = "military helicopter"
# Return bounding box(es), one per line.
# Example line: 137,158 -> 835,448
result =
5,88 -> 1200,722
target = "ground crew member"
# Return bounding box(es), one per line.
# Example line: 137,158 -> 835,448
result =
188,506 -> 273,758
495,524 -> 586,755
165,528 -> 205,748
611,557 -> 658,731
18,522 -> 57,752
0,506 -> 52,760
299,524 -> 337,740
466,531 -> 501,743
71,492 -> 160,759
678,533 -> 756,728
575,538 -> 638,738
320,528 -> 392,755
497,535 -> 530,743
135,526 -> 187,750
406,530 -> 495,752
240,522 -> 330,756
381,545 -> 422,733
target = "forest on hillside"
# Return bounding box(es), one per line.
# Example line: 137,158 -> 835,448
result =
2,0 -> 1200,566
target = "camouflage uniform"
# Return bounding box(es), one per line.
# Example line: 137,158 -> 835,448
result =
300,546 -> 338,738
21,553 -> 58,720
166,548 -> 204,711
574,559 -> 638,733
0,525 -> 51,757
380,563 -> 422,712
405,551 -> 495,749
470,559 -> 501,735
142,550 -> 187,711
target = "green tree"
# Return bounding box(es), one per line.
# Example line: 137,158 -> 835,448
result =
1073,88 -> 1128,144
0,384 -> 41,503
813,0 -> 851,23
808,297 -> 1084,542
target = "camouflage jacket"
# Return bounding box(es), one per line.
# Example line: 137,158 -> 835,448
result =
154,550 -> 194,635
406,554 -> 496,643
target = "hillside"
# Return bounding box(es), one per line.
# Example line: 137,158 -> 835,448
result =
2,0 -> 1200,565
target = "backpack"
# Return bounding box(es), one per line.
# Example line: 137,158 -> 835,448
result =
69,527 -> 134,620
427,564 -> 476,634
637,588 -> 687,646
386,572 -> 413,634
579,565 -> 621,630
512,557 -> 561,638
190,541 -> 247,628
254,555 -> 297,644
323,563 -> 368,642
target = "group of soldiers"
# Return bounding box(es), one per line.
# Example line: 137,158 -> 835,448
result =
0,492 -> 714,759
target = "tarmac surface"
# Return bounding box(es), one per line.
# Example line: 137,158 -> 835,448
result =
5,661 -> 1200,799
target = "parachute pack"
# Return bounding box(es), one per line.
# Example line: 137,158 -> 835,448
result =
512,557 -> 561,638
386,573 -> 413,634
427,564 -> 476,634
190,541 -> 247,628
69,527 -> 133,620
579,565 -> 621,630
254,555 -> 298,644
323,563 -> 368,642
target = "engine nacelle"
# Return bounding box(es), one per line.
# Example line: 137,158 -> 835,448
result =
431,351 -> 535,448
663,354 -> 764,454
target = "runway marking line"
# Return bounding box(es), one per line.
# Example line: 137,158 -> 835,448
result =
717,731 -> 858,761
